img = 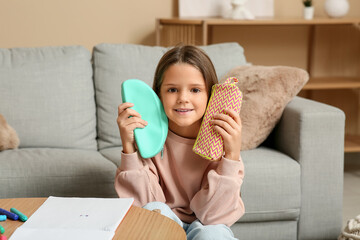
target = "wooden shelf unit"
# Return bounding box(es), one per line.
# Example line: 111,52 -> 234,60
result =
345,135 -> 360,152
156,17 -> 360,46
303,77 -> 360,90
156,17 -> 360,153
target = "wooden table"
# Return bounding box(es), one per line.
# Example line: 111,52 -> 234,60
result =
0,198 -> 186,240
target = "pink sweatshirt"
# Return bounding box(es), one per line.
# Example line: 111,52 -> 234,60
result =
114,130 -> 245,227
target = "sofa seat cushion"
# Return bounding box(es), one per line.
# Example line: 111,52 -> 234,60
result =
99,147 -> 122,167
231,220 -> 298,240
0,46 -> 97,150
0,148 -> 118,198
93,43 -> 247,149
239,147 -> 301,222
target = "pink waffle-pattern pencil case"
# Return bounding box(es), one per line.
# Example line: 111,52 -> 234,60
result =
193,77 -> 242,161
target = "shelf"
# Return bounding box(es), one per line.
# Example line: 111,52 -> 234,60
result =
159,17 -> 360,26
158,18 -> 203,25
157,17 -> 360,153
303,77 -> 360,90
157,17 -> 360,46
345,135 -> 360,153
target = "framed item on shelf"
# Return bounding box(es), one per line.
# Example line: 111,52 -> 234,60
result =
178,0 -> 274,18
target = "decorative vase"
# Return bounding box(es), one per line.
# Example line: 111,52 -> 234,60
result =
324,0 -> 349,18
303,6 -> 314,20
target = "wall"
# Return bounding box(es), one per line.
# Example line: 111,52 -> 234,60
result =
0,0 -> 359,49
0,0 -> 175,49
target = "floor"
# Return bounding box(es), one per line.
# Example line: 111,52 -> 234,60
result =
342,153 -> 360,228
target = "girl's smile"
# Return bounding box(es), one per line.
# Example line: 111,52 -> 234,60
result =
174,108 -> 193,114
160,63 -> 209,138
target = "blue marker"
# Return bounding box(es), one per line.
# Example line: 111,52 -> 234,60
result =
10,208 -> 27,222
0,208 -> 18,221
0,215 -> 6,221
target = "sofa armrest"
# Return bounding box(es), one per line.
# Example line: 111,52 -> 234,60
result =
271,96 -> 345,240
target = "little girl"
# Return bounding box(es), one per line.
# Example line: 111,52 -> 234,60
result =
115,45 -> 244,239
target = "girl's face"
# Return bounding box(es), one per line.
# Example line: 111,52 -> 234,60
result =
160,63 -> 208,139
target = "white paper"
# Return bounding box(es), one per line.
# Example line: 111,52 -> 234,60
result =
10,229 -> 114,240
179,0 -> 274,18
10,196 -> 134,240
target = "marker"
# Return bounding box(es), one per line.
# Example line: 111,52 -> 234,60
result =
0,224 -> 4,234
0,209 -> 18,221
0,235 -> 7,240
10,208 -> 27,222
0,215 -> 6,221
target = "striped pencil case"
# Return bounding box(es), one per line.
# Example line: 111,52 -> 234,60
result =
193,77 -> 242,161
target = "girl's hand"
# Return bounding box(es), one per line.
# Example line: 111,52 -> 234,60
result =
117,102 -> 148,154
210,109 -> 242,161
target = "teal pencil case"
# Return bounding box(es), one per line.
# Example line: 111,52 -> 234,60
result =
121,79 -> 168,159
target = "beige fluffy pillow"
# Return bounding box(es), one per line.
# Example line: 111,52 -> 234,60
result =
0,114 -> 20,151
221,65 -> 309,150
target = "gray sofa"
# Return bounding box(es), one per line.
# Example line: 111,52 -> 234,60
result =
0,43 -> 345,240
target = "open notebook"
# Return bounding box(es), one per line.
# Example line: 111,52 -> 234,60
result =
10,196 -> 134,240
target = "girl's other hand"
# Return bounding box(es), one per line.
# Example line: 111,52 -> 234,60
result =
117,102 -> 148,154
210,109 -> 242,161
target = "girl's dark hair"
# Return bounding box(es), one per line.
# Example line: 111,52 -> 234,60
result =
153,45 -> 218,97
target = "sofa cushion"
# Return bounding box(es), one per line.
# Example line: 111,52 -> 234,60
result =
99,147 -> 122,167
231,220 -> 298,240
0,46 -> 97,150
239,147 -> 301,222
0,148 -> 118,198
93,43 -> 247,149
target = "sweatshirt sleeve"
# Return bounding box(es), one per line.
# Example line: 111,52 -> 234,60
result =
189,156 -> 245,227
114,151 -> 166,207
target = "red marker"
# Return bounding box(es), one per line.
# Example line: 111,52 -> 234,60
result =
0,235 -> 7,240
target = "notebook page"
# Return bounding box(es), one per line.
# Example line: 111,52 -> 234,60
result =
10,196 -> 134,240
